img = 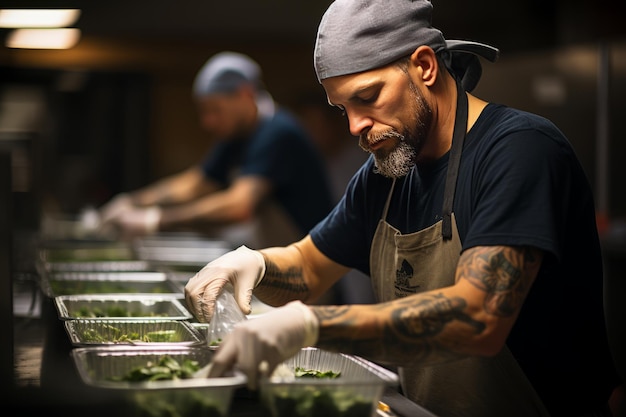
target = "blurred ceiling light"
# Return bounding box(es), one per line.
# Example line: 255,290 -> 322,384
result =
6,28 -> 81,49
0,9 -> 81,28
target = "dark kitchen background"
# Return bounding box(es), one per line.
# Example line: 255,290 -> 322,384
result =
1,0 -> 626,410
1,0 -> 625,223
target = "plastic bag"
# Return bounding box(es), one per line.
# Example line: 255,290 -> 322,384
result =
207,283 -> 247,347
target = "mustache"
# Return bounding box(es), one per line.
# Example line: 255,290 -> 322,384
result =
359,129 -> 405,150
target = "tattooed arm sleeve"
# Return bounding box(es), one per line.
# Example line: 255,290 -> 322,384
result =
311,245 -> 543,368
253,236 -> 351,306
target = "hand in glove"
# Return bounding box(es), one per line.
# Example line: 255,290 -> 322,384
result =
208,300 -> 319,390
110,205 -> 162,237
99,193 -> 134,224
184,245 -> 265,323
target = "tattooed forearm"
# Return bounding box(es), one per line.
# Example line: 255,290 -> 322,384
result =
254,258 -> 309,304
458,246 -> 539,317
313,293 -> 485,367
391,293 -> 485,339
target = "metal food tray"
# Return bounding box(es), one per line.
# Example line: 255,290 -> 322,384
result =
54,294 -> 193,320
135,247 -> 231,265
260,347 -> 399,417
39,243 -> 136,263
40,259 -> 152,273
64,319 -> 205,347
40,271 -> 183,298
134,234 -> 232,248
72,346 -> 246,417
134,234 -> 232,266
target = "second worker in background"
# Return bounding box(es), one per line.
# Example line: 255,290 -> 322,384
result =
99,51 -> 334,250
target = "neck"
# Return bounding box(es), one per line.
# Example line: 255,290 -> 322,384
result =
428,75 -> 487,160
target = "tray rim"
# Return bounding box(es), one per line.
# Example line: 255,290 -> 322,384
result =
54,294 -> 193,320
63,318 -> 205,347
71,345 -> 247,390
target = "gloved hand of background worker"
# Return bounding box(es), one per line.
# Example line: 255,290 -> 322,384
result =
107,205 -> 162,237
207,300 -> 319,390
185,245 -> 266,323
98,193 -> 135,224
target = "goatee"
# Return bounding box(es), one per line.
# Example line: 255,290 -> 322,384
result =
361,80 -> 432,178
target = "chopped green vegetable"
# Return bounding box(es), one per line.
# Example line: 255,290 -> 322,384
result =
80,326 -> 180,343
270,387 -> 372,417
109,355 -> 200,382
50,280 -> 173,295
294,367 -> 341,379
134,389 -> 223,417
74,305 -> 168,318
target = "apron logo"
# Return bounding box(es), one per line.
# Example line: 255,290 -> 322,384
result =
394,259 -> 420,297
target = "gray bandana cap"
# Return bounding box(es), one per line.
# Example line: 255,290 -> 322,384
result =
193,51 -> 262,97
314,0 -> 499,91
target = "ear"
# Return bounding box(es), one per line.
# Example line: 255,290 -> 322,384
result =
409,45 -> 438,88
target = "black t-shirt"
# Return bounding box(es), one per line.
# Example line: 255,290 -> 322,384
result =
311,103 -> 620,415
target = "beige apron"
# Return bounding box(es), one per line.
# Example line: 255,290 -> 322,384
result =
369,80 -> 551,417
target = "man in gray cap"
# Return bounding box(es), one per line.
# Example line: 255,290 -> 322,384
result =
99,51 -> 333,250
185,2 -> 621,416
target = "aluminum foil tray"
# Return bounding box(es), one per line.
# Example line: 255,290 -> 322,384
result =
40,271 -> 183,297
39,243 -> 135,263
54,294 -> 193,320
134,234 -> 231,249
41,260 -> 152,273
64,319 -> 205,347
134,234 -> 232,266
135,247 -> 231,265
72,346 -> 246,417
260,347 -> 398,417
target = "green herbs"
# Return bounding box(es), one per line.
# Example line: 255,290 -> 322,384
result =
271,388 -> 371,417
80,326 -> 180,343
133,389 -> 223,417
294,367 -> 341,379
109,356 -> 224,417
266,366 -> 374,416
50,280 -> 173,295
75,306 -> 167,318
110,355 -> 201,382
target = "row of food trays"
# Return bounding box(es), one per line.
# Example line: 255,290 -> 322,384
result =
36,237 -> 398,417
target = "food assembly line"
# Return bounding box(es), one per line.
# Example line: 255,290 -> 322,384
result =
11,234 -> 437,417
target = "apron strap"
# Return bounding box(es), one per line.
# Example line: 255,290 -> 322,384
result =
382,179 -> 397,221
442,79 -> 468,240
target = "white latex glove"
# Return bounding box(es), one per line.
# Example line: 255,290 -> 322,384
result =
111,205 -> 162,236
99,193 -> 134,224
208,300 -> 319,390
184,245 -> 265,323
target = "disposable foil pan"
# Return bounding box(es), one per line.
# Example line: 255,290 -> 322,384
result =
54,294 -> 193,320
64,319 -> 205,347
260,347 -> 398,417
40,271 -> 183,297
72,346 -> 246,417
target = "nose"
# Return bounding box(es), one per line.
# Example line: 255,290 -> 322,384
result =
347,111 -> 372,137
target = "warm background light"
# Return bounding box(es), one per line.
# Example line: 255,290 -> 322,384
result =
6,28 -> 81,49
0,9 -> 80,28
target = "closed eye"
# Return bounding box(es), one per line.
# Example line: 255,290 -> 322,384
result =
356,93 -> 378,105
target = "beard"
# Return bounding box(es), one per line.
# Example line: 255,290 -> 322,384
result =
359,80 -> 432,178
